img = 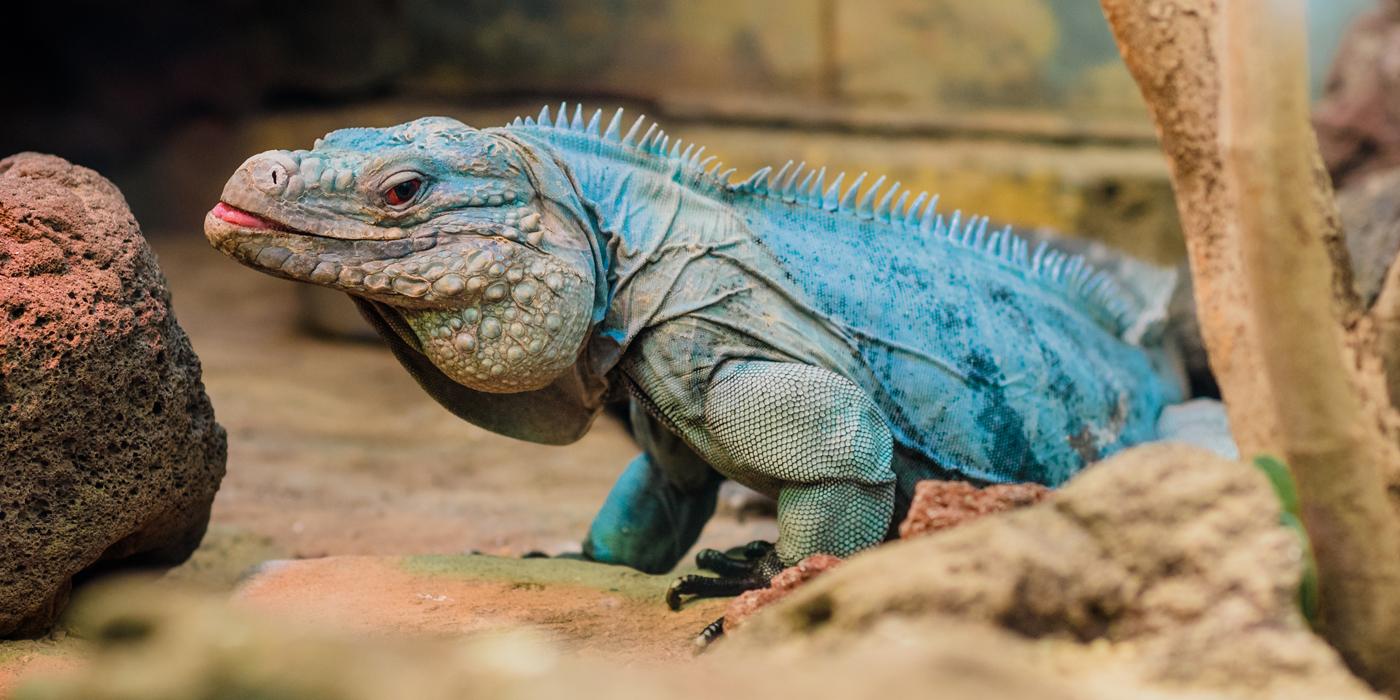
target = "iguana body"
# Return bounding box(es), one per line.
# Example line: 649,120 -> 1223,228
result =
206,105 -> 1184,579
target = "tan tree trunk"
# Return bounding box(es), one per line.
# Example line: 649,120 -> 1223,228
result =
1100,0 -> 1400,693
1371,256 -> 1400,406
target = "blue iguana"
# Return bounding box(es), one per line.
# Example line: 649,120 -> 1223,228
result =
205,105 -> 1200,631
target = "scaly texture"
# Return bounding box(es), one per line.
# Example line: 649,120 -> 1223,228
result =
205,106 -> 1188,572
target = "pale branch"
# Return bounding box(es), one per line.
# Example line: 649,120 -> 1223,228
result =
1098,0 -> 1276,455
1101,0 -> 1400,694
1371,253 -> 1400,407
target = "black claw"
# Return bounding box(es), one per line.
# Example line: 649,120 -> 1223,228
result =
666,541 -> 782,611
742,540 -> 775,559
695,548 -> 758,577
692,616 -> 725,652
666,574 -> 759,611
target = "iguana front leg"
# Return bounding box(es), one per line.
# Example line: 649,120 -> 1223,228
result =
582,401 -> 723,574
667,360 -> 897,609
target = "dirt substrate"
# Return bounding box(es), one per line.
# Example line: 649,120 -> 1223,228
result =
5,444 -> 1381,700
0,230 -> 773,691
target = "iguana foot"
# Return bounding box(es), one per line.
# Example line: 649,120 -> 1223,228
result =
665,540 -> 782,611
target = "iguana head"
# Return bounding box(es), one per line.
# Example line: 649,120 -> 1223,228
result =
205,117 -> 603,394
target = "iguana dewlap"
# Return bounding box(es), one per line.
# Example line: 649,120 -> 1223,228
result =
205,105 -> 1188,574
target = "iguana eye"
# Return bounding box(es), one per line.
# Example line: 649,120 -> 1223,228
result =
382,175 -> 423,208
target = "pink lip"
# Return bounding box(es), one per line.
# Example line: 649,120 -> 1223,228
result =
211,202 -> 279,230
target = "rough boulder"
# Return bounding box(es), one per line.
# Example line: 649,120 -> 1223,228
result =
0,153 -> 226,636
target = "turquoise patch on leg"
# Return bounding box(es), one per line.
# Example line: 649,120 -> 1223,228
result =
583,453 -> 720,574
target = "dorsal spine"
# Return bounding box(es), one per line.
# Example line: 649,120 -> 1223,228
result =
505,103 -> 1141,334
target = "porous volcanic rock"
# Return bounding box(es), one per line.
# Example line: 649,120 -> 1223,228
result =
897,480 -> 1050,539
0,153 -> 226,637
724,554 -> 841,632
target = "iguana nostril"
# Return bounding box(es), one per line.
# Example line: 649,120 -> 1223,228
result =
249,159 -> 289,195
242,151 -> 300,196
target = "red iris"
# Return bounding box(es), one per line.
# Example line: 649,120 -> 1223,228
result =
384,178 -> 421,206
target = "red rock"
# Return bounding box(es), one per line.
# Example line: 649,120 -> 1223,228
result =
898,480 -> 1050,539
723,554 -> 842,632
0,153 -> 226,636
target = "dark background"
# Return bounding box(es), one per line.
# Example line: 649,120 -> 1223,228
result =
0,0 -> 1370,257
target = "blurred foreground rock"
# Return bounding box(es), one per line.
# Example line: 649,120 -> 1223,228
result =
724,444 -> 1375,700
1,578 -> 1126,700
725,479 -> 1052,631
11,445 -> 1378,700
724,554 -> 842,632
0,153 -> 226,637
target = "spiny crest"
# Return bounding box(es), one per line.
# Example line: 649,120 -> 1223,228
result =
507,102 -> 734,192
728,157 -> 1139,332
505,103 -> 1140,334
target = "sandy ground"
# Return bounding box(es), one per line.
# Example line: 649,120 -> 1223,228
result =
0,231 -> 776,695
232,555 -> 729,664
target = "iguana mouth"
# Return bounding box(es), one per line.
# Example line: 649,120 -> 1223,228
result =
210,201 -> 326,238
211,202 -> 284,231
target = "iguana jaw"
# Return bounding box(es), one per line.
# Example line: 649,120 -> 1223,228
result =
204,182 -> 544,311
203,202 -> 440,305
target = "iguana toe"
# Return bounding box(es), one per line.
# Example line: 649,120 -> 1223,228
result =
665,540 -> 782,611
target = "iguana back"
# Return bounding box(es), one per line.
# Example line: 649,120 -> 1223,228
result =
503,107 -> 1182,487
717,182 -> 1180,486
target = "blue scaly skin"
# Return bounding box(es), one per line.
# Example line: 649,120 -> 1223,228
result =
205,105 -> 1184,617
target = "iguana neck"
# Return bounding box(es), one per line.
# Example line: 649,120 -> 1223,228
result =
506,127 -> 743,260
504,126 -> 753,370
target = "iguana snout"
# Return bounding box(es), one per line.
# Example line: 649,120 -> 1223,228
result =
205,116 -> 599,393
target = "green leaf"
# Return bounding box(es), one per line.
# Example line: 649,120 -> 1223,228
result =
1280,511 -> 1320,624
1252,454 -> 1317,625
1252,454 -> 1300,517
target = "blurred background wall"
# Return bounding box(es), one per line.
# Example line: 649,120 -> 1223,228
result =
1,0 -> 1372,265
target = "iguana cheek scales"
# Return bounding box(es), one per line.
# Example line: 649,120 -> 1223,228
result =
208,104 -> 1207,608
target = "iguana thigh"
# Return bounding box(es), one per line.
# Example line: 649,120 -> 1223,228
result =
700,360 -> 896,565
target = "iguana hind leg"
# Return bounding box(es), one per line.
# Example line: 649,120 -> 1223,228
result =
665,361 -> 897,613
702,361 -> 897,565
